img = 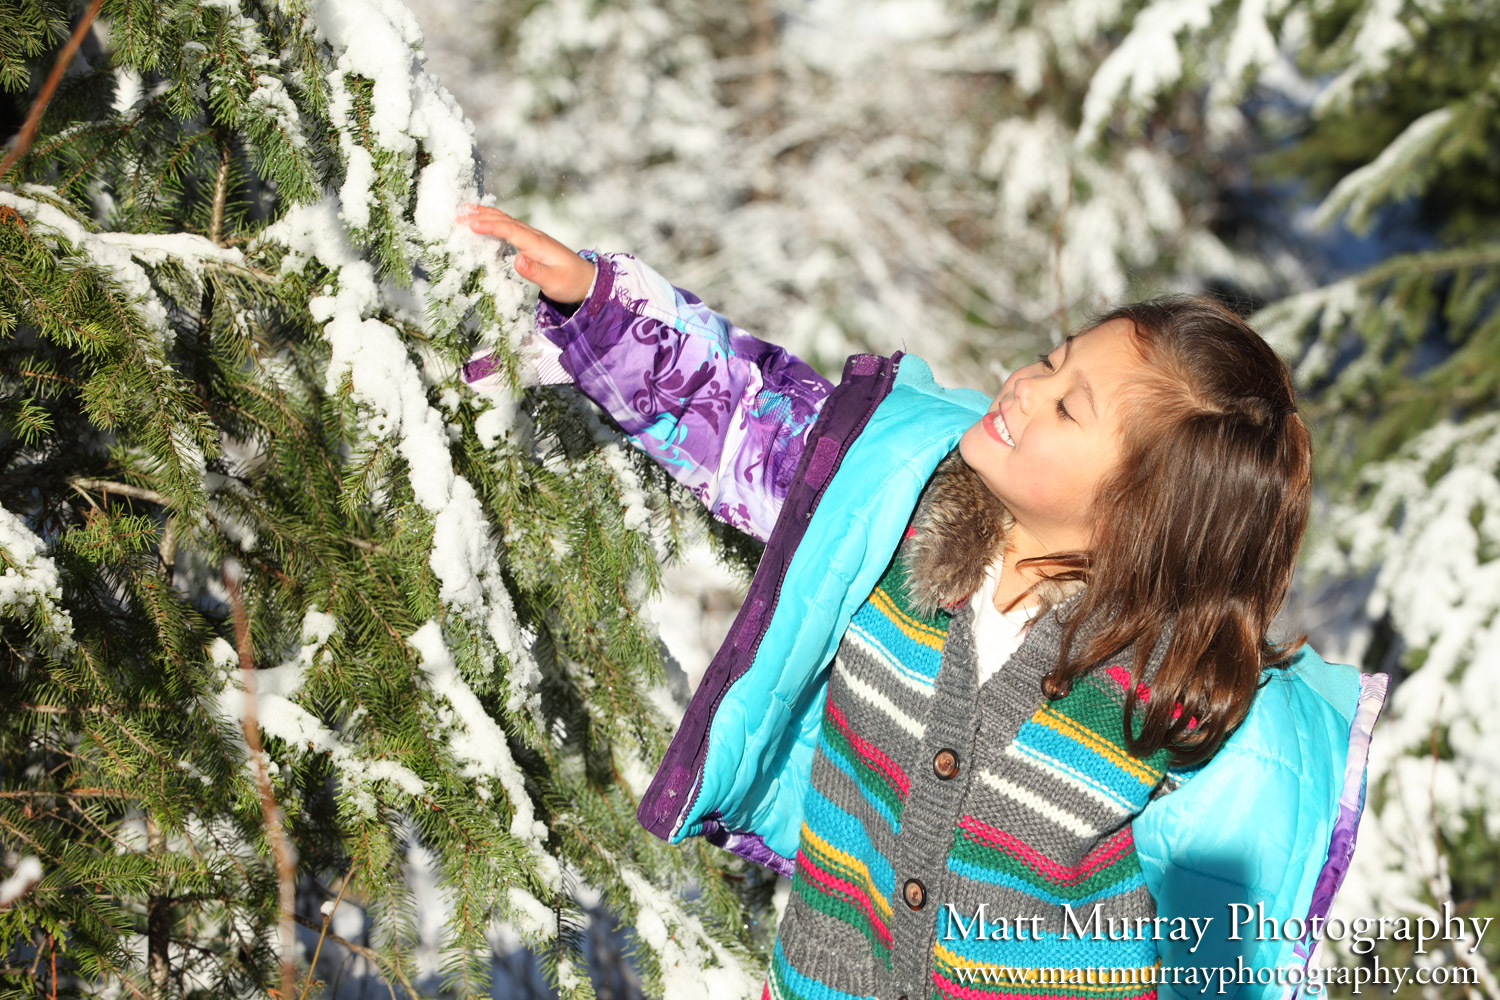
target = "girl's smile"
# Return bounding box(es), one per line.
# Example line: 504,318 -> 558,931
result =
958,317 -> 1148,558
981,408 -> 1016,447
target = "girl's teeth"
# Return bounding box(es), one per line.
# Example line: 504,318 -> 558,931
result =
993,412 -> 1015,447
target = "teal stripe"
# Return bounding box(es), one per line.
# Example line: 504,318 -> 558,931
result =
1015,720 -> 1156,799
803,783 -> 898,898
934,911 -> 1160,968
845,617 -> 938,688
1006,742 -> 1137,812
822,723 -> 902,833
945,858 -> 1148,907
847,603 -> 943,680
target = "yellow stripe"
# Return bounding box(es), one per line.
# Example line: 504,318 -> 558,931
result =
867,587 -> 945,649
800,822 -> 895,921
933,943 -> 1159,991
1034,708 -> 1161,785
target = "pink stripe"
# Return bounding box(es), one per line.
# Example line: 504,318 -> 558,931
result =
1104,666 -> 1196,726
796,853 -> 894,948
826,700 -> 910,798
958,816 -> 1134,885
932,970 -> 1157,1000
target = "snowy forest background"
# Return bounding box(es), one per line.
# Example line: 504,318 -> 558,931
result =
0,0 -> 1496,997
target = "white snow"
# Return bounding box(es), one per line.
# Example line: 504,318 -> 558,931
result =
0,857 -> 42,907
1306,411 -> 1500,950
620,867 -> 762,997
505,886 -> 555,937
0,502 -> 75,651
473,403 -> 515,449
1,188 -> 245,350
408,621 -> 550,857
1078,0 -> 1219,143
1313,0 -> 1413,115
212,607 -> 430,818
1311,106 -> 1455,232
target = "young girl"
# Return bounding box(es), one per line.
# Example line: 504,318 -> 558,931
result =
458,206 -> 1387,1000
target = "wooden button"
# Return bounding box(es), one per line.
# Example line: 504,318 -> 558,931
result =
932,748 -> 959,780
902,878 -> 926,910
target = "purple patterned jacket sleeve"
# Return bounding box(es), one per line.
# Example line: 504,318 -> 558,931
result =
529,252 -> 832,542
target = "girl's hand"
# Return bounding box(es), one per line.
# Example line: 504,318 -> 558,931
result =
457,205 -> 597,305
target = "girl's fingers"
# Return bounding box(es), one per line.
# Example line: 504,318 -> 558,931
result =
459,209 -> 537,247
456,205 -> 595,303
458,206 -> 570,264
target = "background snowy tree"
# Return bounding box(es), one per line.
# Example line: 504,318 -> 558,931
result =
1065,0 -> 1500,989
0,0 -> 772,997
419,0 -> 1262,384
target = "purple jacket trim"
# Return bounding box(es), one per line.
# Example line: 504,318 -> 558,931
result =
636,353 -> 902,872
461,351 -> 502,385
701,816 -> 797,879
1289,670 -> 1390,981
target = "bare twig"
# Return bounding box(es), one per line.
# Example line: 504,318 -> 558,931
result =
297,865 -> 358,1000
0,787 -> 136,799
290,914 -> 409,1000
146,820 -> 170,999
158,516 -> 177,583
209,139 -> 232,247
0,0 -> 106,184
225,563 -> 297,1000
67,478 -> 171,506
19,703 -> 166,715
27,932 -> 44,979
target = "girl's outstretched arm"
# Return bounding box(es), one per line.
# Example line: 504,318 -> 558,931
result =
458,206 -> 833,542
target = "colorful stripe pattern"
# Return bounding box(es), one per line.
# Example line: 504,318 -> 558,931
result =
932,943 -> 1160,1000
768,553 -> 1171,1000
793,821 -> 897,963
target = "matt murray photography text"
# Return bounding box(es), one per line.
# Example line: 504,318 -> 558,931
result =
943,902 -> 1493,956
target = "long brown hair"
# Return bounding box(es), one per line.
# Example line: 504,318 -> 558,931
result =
1034,295 -> 1313,765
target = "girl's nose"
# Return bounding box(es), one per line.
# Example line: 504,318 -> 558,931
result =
1013,374 -> 1035,414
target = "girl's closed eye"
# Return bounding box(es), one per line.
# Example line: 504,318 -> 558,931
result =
1034,351 -> 1071,420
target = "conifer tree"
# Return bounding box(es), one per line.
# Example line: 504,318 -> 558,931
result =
0,1 -> 770,997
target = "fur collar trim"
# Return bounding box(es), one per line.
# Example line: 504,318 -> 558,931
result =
900,450 -> 1085,619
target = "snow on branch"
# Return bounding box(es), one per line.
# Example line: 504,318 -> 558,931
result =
1077,0 -> 1220,144
408,621 -> 550,865
211,611 -> 430,821
265,0 -> 540,716
1311,0 -> 1413,117
0,502 -> 75,653
619,867 -> 761,995
0,857 -> 42,909
1311,106 -> 1456,234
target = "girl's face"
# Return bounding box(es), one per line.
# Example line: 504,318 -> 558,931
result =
958,318 -> 1147,556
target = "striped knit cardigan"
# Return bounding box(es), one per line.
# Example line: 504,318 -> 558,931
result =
769,533 -> 1179,1000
